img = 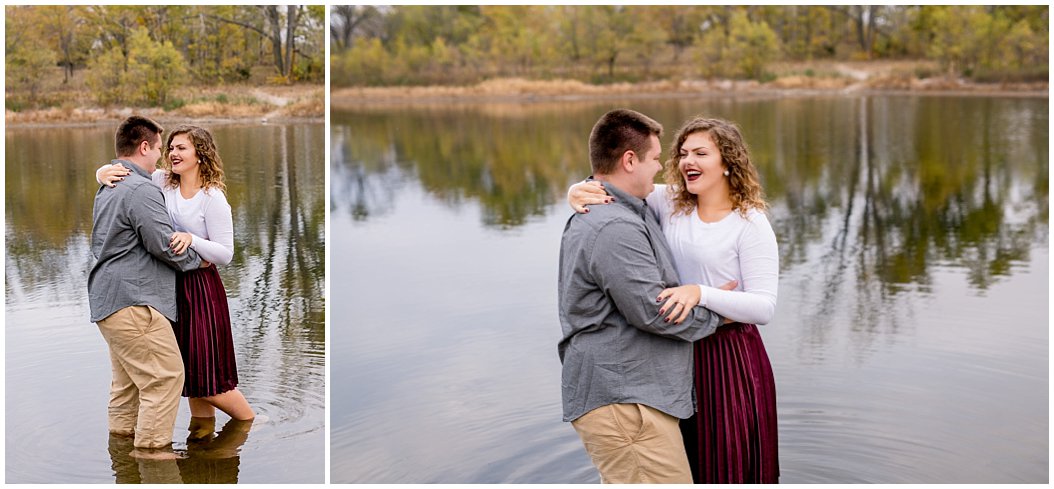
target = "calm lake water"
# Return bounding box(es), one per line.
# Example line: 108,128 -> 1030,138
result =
330,96 -> 1048,484
5,122 -> 326,483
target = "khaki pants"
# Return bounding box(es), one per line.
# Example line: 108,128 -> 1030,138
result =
572,403 -> 693,484
97,305 -> 185,449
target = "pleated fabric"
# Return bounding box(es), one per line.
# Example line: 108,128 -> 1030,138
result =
174,265 -> 239,398
681,322 -> 779,484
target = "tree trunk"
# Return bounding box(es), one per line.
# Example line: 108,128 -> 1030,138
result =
330,6 -> 363,50
59,27 -> 73,84
264,6 -> 285,77
209,7 -> 298,79
330,6 -> 350,50
567,7 -> 580,62
852,5 -> 876,59
284,6 -> 299,80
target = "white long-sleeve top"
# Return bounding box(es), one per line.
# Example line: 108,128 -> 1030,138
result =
96,164 -> 234,265
151,170 -> 234,265
646,184 -> 779,325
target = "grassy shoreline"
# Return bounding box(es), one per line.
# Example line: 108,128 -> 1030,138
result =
332,76 -> 1047,110
6,84 -> 324,128
7,63 -> 1045,125
331,61 -> 1046,108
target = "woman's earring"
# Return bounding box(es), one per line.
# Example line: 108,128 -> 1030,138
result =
723,170 -> 730,177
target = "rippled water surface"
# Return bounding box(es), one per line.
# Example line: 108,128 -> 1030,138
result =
5,123 -> 325,483
331,96 -> 1047,484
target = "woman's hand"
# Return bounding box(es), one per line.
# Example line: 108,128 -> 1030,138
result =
98,164 -> 131,188
657,285 -> 701,324
170,232 -> 193,255
658,280 -> 738,324
567,180 -> 612,214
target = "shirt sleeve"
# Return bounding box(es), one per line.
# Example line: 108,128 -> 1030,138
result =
698,211 -> 779,324
590,218 -> 722,342
151,169 -> 167,187
189,189 -> 235,265
95,163 -> 110,185
128,184 -> 202,272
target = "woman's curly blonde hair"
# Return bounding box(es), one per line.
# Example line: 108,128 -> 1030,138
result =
662,117 -> 767,216
162,125 -> 226,192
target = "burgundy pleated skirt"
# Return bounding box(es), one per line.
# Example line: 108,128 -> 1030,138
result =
681,322 -> 779,484
174,265 -> 239,398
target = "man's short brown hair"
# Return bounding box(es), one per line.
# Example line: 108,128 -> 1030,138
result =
114,116 -> 163,157
588,109 -> 663,175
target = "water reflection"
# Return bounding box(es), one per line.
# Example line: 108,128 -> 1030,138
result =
332,105 -> 593,227
107,418 -> 252,484
333,96 -> 1047,292
331,95 -> 1047,483
5,123 -> 325,483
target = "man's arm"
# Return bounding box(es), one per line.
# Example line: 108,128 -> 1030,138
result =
590,219 -> 722,342
127,184 -> 203,271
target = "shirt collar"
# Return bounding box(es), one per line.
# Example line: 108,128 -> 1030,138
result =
598,180 -> 649,219
111,159 -> 151,179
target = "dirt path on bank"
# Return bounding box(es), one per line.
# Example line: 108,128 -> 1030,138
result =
250,89 -> 291,122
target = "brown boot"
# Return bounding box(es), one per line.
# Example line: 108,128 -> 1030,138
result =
187,416 -> 216,441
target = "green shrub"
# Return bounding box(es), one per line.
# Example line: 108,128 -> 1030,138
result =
163,98 -> 186,111
85,27 -> 188,107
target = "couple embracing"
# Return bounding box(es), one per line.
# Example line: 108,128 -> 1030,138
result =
88,116 -> 254,459
558,109 -> 779,483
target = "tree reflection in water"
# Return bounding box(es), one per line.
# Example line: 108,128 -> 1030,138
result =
333,96 -> 1047,296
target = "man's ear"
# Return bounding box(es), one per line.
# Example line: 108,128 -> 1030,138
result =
620,150 -> 636,173
138,139 -> 151,156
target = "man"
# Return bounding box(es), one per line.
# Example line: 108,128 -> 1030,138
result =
557,109 -> 724,483
88,115 -> 207,458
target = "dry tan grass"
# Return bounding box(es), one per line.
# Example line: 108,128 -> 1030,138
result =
864,73 -> 922,90
171,101 -> 271,118
4,106 -> 159,125
768,76 -> 854,90
7,83 -> 323,126
333,78 -> 703,100
5,107 -> 77,125
333,70 -> 1046,107
279,92 -> 325,117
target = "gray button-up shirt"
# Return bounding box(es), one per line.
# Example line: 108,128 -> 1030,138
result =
558,181 -> 722,422
88,159 -> 202,323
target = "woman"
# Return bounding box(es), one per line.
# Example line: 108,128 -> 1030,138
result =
98,125 -> 255,438
569,117 -> 779,483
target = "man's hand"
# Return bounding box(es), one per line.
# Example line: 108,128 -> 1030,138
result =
659,280 -> 738,325
199,259 -> 212,269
